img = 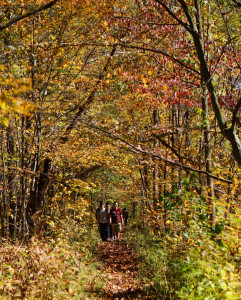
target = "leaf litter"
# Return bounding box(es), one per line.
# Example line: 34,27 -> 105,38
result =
96,240 -> 155,300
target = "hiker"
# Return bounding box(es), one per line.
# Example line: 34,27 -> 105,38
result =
96,201 -> 109,241
123,208 -> 129,226
109,201 -> 123,241
106,202 -> 113,241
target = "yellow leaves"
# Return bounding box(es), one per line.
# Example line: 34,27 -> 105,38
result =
142,77 -> 148,88
104,20 -> 109,28
0,75 -> 34,125
0,235 -> 102,298
162,85 -> 168,91
0,116 -> 9,126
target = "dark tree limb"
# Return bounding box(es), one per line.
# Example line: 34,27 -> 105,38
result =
69,165 -> 102,180
152,133 -> 197,164
0,0 -> 59,32
231,98 -> 241,130
154,0 -> 193,33
231,0 -> 241,7
117,43 -> 200,75
79,119 -> 233,184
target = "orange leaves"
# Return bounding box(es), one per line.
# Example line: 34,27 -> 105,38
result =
0,235 -> 104,298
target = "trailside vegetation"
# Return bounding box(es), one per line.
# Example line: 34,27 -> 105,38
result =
0,0 -> 241,299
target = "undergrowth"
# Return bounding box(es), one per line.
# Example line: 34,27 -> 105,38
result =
0,217 -> 103,299
125,225 -> 241,300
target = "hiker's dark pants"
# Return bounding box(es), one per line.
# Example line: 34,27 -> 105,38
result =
99,223 -> 108,241
108,224 -> 112,239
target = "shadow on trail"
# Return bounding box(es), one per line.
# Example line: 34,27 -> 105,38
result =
97,240 -> 155,300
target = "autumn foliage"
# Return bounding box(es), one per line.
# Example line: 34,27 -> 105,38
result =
0,0 -> 241,299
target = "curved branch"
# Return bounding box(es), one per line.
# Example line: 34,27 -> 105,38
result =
154,0 -> 194,33
0,0 -> 59,32
152,133 -> 197,164
117,43 -> 200,75
69,165 -> 102,179
79,119 -> 233,184
177,0 -> 197,31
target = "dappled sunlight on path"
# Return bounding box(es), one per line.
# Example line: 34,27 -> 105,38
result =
97,240 -> 154,300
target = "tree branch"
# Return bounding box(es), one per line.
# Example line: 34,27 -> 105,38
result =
79,119 -> 233,184
68,165 -> 102,180
0,0 -> 59,32
152,133 -> 197,164
231,98 -> 241,130
231,0 -> 241,7
60,44 -> 117,143
177,0 -> 198,31
117,43 -> 200,75
154,0 -> 194,33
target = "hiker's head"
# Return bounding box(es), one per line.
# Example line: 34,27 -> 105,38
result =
99,201 -> 104,208
106,202 -> 110,209
113,201 -> 118,208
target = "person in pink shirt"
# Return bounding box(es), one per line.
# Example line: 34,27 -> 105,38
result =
109,202 -> 123,241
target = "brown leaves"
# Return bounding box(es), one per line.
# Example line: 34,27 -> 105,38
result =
97,240 -> 153,299
0,238 -> 100,298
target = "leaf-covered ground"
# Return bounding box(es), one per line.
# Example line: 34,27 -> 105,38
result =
94,240 -> 155,300
0,226 -> 155,299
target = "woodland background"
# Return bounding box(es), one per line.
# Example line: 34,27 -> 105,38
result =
0,0 -> 241,299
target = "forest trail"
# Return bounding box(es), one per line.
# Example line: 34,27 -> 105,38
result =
95,239 -> 154,300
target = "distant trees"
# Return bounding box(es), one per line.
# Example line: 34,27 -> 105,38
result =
0,0 -> 118,238
0,0 -> 240,240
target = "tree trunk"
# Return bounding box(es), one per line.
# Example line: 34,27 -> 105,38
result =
7,121 -> 17,238
153,109 -> 158,208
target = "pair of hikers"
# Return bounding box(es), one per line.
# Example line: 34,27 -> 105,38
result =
96,201 -> 124,242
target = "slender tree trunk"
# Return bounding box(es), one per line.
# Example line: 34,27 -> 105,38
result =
163,162 -> 167,233
153,109 -> 158,208
7,121 -> 17,238
202,89 -> 215,225
171,105 -> 176,192
132,177 -> 136,218
20,117 -> 27,236
139,166 -> 146,228
1,129 -> 7,236
195,0 -> 215,225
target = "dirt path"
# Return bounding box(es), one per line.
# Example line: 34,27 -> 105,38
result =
96,240 -> 154,300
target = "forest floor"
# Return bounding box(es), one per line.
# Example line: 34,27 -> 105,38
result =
91,236 -> 155,300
